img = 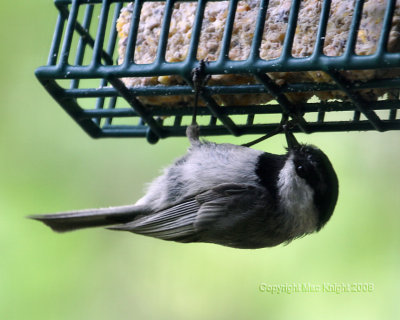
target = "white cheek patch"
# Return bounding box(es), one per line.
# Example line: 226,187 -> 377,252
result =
277,157 -> 317,233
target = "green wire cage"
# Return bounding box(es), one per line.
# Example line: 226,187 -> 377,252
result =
35,0 -> 400,144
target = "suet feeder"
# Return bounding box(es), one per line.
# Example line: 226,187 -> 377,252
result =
35,0 -> 400,144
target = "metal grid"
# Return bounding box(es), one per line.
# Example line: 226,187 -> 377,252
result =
35,0 -> 400,143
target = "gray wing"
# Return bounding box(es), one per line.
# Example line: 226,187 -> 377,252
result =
109,198 -> 200,241
109,183 -> 272,246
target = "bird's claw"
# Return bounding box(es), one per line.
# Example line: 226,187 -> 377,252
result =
191,59 -> 210,92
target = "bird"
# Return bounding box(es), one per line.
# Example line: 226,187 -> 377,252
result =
30,124 -> 339,249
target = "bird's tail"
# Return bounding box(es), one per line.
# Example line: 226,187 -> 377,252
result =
29,204 -> 149,233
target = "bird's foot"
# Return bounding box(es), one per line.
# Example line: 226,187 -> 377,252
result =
186,123 -> 200,144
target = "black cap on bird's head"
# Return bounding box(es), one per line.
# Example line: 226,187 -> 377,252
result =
284,127 -> 339,231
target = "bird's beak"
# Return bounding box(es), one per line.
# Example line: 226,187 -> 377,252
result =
285,129 -> 300,149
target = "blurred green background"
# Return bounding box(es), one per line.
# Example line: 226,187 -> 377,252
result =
1,1 -> 399,319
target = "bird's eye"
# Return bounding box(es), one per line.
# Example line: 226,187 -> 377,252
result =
296,164 -> 307,178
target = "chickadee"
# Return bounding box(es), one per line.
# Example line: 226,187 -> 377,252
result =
30,125 -> 339,249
